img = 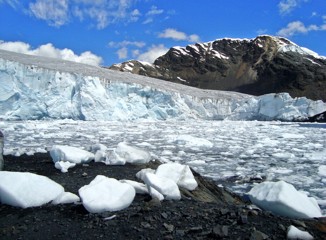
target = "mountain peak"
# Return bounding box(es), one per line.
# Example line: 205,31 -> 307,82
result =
109,36 -> 326,101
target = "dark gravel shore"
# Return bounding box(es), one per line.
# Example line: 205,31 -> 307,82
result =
1,153 -> 326,240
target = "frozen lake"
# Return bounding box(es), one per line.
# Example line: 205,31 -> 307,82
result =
1,120 -> 326,213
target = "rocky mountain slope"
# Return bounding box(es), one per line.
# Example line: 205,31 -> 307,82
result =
109,35 -> 326,101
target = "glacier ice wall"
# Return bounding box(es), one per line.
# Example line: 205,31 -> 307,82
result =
0,49 -> 325,121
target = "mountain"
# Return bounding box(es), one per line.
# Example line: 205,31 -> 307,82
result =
0,49 -> 325,121
109,35 -> 326,102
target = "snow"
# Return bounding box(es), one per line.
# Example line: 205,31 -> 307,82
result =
287,225 -> 314,240
78,175 -> 136,213
0,49 -> 325,121
143,172 -> 181,200
155,163 -> 198,191
50,145 -> 94,164
0,171 -> 64,208
247,181 -> 322,219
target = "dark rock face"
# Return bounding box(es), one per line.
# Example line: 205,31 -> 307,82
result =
307,111 -> 326,122
0,130 -> 3,170
109,36 -> 326,101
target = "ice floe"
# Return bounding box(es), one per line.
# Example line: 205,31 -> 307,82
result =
0,171 -> 64,208
155,162 -> 198,191
143,172 -> 181,200
106,142 -> 151,165
78,175 -> 136,213
248,181 -> 322,219
287,225 -> 314,240
50,145 -> 94,164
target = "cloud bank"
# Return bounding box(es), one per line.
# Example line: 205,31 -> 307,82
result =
158,28 -> 200,42
277,18 -> 326,37
0,40 -> 103,66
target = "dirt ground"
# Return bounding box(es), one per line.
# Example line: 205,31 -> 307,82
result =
1,153 -> 325,239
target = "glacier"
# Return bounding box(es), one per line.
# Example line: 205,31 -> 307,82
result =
0,49 -> 325,121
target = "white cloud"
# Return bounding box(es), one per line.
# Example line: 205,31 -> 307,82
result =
142,18 -> 153,24
0,0 -> 19,8
146,5 -> 163,16
0,40 -> 102,66
108,40 -> 146,48
142,5 -> 164,24
158,28 -> 200,42
278,0 -> 298,15
188,34 -> 200,43
277,20 -> 323,37
116,47 -> 128,59
29,0 -> 69,27
137,44 -> 168,63
130,8 -> 141,22
278,0 -> 310,15
25,0 -> 138,29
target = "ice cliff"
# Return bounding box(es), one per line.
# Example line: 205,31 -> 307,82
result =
0,49 -> 325,121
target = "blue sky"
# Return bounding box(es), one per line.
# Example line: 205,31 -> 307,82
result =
0,0 -> 325,66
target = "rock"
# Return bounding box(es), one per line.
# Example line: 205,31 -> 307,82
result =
176,230 -> 185,237
109,36 -> 326,102
0,130 -> 3,170
161,212 -> 168,219
307,110 -> 326,122
188,226 -> 203,233
250,230 -> 269,240
239,213 -> 248,224
212,225 -> 229,237
163,223 -> 174,232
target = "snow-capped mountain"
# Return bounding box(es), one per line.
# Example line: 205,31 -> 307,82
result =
0,49 -> 325,121
110,35 -> 326,102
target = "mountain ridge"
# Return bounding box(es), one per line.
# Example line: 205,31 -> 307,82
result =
109,35 -> 326,102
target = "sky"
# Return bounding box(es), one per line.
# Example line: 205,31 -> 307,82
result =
0,0 -> 325,66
